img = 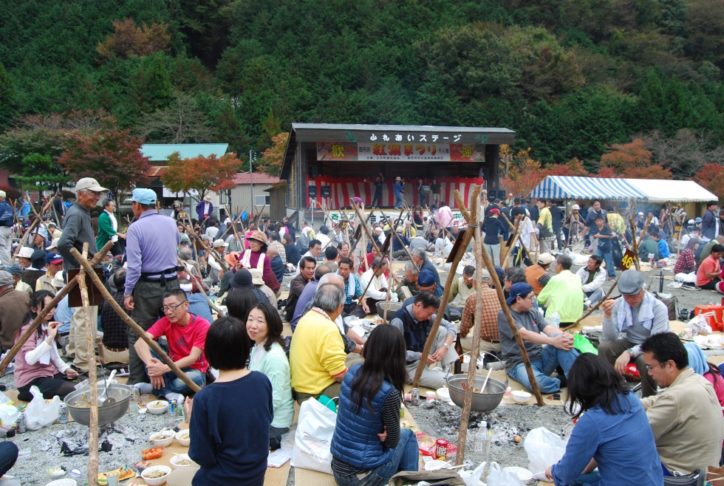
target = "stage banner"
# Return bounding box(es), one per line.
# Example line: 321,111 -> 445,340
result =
316,142 -> 484,162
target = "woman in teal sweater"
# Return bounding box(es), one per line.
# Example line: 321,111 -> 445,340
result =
246,301 -> 294,448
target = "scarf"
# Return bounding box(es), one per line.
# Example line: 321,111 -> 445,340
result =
615,291 -> 655,333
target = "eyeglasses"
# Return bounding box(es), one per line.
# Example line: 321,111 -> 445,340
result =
644,361 -> 665,371
162,302 -> 186,312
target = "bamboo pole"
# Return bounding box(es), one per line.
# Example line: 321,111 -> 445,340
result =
629,217 -> 642,271
69,248 -> 202,393
185,224 -> 228,271
79,243 -> 100,486
412,188 -> 479,387
0,241 -> 114,374
465,198 -> 545,406
456,192 -> 483,465
500,218 -> 521,266
177,258 -> 225,316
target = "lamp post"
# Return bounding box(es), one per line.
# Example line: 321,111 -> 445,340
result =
249,149 -> 254,219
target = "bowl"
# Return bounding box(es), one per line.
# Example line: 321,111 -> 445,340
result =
170,453 -> 196,469
46,480 -> 77,486
175,428 -> 191,446
446,374 -> 506,413
511,390 -> 532,403
140,465 -> 171,486
47,466 -> 66,479
64,384 -> 132,427
435,387 -> 451,403
146,400 -> 169,415
376,301 -> 403,320
149,430 -> 175,447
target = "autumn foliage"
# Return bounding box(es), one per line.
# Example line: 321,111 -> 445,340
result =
257,132 -> 289,176
96,18 -> 170,60
162,152 -> 243,199
58,129 -> 150,195
694,163 -> 724,198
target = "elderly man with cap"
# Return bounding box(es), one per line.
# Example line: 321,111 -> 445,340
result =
411,248 -> 443,297
460,268 -> 501,354
124,188 -> 180,384
35,252 -> 63,293
498,282 -> 578,393
0,269 -> 30,352
0,191 -> 14,265
207,239 -> 228,285
525,252 -> 553,295
600,269 -> 670,397
56,177 -> 108,373
238,230 -> 280,294
5,263 -> 32,297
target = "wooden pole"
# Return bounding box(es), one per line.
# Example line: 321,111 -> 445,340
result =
500,218 -> 521,266
412,188 -> 479,387
629,217 -> 642,271
456,192 -> 483,465
69,248 -> 201,393
177,258 -> 225,316
574,275 -> 620,326
79,243 -> 100,486
12,196 -> 54,257
185,224 -> 228,271
465,200 -> 545,406
0,241 -> 114,374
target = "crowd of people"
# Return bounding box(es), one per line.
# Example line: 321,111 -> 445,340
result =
0,179 -> 721,484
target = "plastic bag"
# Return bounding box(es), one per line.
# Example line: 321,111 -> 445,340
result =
24,386 -> 61,431
291,397 -> 336,474
523,427 -> 567,475
486,462 -> 522,486
459,461 -> 486,486
573,334 -> 598,355
0,404 -> 20,427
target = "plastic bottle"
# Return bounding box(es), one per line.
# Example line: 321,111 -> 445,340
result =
548,311 -> 561,328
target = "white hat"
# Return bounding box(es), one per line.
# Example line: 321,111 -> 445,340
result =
51,271 -> 65,289
537,253 -> 555,265
46,238 -> 60,250
249,268 -> 264,286
17,247 -> 34,259
571,204 -> 580,210
212,239 -> 228,248
74,177 -> 108,193
0,190 -> 5,199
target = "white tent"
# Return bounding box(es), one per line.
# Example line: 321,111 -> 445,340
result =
624,179 -> 717,203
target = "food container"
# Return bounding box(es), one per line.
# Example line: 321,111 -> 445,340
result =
170,453 -> 197,469
149,430 -> 175,447
446,374 -> 506,413
140,465 -> 171,486
146,400 -> 169,415
511,390 -> 532,403
175,429 -> 191,446
64,384 -> 132,427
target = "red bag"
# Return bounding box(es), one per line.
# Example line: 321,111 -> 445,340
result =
694,305 -> 724,332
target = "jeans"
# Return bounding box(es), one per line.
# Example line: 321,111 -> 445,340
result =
153,368 -> 206,397
507,345 -> 579,393
596,246 -> 616,278
394,191 -> 403,209
0,442 -> 18,477
333,428 -> 419,486
485,243 -> 500,267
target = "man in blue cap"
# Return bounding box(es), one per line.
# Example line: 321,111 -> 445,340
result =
498,282 -> 578,393
124,188 -> 181,384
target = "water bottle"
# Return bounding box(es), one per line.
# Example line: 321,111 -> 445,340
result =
548,311 -> 561,328
58,403 -> 68,424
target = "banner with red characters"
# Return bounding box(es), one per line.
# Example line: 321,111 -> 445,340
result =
316,142 -> 485,163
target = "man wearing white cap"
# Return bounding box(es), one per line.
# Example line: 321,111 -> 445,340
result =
124,188 -> 180,384
0,191 -> 14,265
58,177 -> 108,373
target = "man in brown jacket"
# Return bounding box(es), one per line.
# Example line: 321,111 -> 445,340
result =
641,332 -> 724,475
0,270 -> 30,351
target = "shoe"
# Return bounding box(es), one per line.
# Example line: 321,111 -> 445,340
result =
70,364 -> 89,377
134,382 -> 153,395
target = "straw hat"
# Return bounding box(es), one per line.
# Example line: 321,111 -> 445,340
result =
247,230 -> 268,247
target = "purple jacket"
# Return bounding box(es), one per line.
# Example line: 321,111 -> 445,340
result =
196,200 -> 213,222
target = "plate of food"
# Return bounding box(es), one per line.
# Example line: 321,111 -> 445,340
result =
146,400 -> 169,415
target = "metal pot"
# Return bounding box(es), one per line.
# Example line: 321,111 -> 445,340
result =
376,301 -> 403,320
64,384 -> 132,427
446,374 -> 506,413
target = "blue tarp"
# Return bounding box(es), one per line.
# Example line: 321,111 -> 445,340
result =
530,176 -> 647,200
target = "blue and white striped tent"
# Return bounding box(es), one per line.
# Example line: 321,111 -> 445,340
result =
530,176 -> 647,201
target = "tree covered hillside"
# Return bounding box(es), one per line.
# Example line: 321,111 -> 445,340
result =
0,0 -> 722,179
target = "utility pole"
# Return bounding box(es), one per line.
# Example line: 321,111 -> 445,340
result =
249,149 -> 254,220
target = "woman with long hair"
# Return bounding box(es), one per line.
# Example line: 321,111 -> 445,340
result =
246,301 -> 294,449
186,315 -> 272,485
545,353 -> 662,485
331,325 -> 418,486
14,290 -> 78,401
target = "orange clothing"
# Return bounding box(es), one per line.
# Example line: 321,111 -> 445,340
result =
525,264 -> 549,295
697,255 -> 721,287
460,287 -> 502,342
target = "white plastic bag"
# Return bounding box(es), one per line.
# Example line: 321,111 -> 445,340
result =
459,461 -> 486,486
291,398 -> 336,474
24,386 -> 61,431
0,404 -> 20,427
524,427 -> 567,475
486,462 -> 522,486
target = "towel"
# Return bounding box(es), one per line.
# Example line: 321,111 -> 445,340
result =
615,292 -> 655,333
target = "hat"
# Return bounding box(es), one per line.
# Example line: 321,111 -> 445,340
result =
638,211 -> 644,216
0,190 -> 5,199
395,176 -> 401,181
45,252 -> 63,266
507,282 -> 534,305
212,239 -> 228,248
33,227 -> 49,241
249,268 -> 264,286
46,238 -> 60,251
204,194 -> 212,202
247,231 -> 268,246
417,269 -> 436,287
537,253 -> 555,266
31,250 -> 46,269
617,269 -> 645,295
4,264 -> 22,276
75,177 -> 108,193
46,221 -> 57,228
0,271 -> 12,287
51,271 -> 65,289
230,269 -> 253,289
17,247 -> 34,259
489,208 -> 500,216
687,219 -> 695,225
571,204 -> 580,210
130,188 -> 157,205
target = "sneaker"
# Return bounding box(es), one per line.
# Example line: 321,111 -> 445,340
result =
134,382 -> 153,395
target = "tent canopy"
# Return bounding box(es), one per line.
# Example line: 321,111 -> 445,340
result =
530,176 -> 645,200
530,176 -> 717,202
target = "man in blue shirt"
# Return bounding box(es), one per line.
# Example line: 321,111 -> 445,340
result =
123,188 -> 180,384
0,191 -> 14,266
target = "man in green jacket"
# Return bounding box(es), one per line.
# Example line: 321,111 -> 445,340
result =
96,198 -> 124,256
537,254 -> 584,326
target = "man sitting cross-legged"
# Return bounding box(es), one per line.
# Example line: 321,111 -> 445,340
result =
133,289 -> 210,402
498,282 -> 579,393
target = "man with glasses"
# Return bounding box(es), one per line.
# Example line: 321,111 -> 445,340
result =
600,269 -> 670,397
640,332 -> 723,475
498,282 -> 578,393
133,289 -> 210,402
124,188 -> 181,384
58,177 -> 108,373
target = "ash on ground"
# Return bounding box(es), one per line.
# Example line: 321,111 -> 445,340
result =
409,399 -> 574,470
